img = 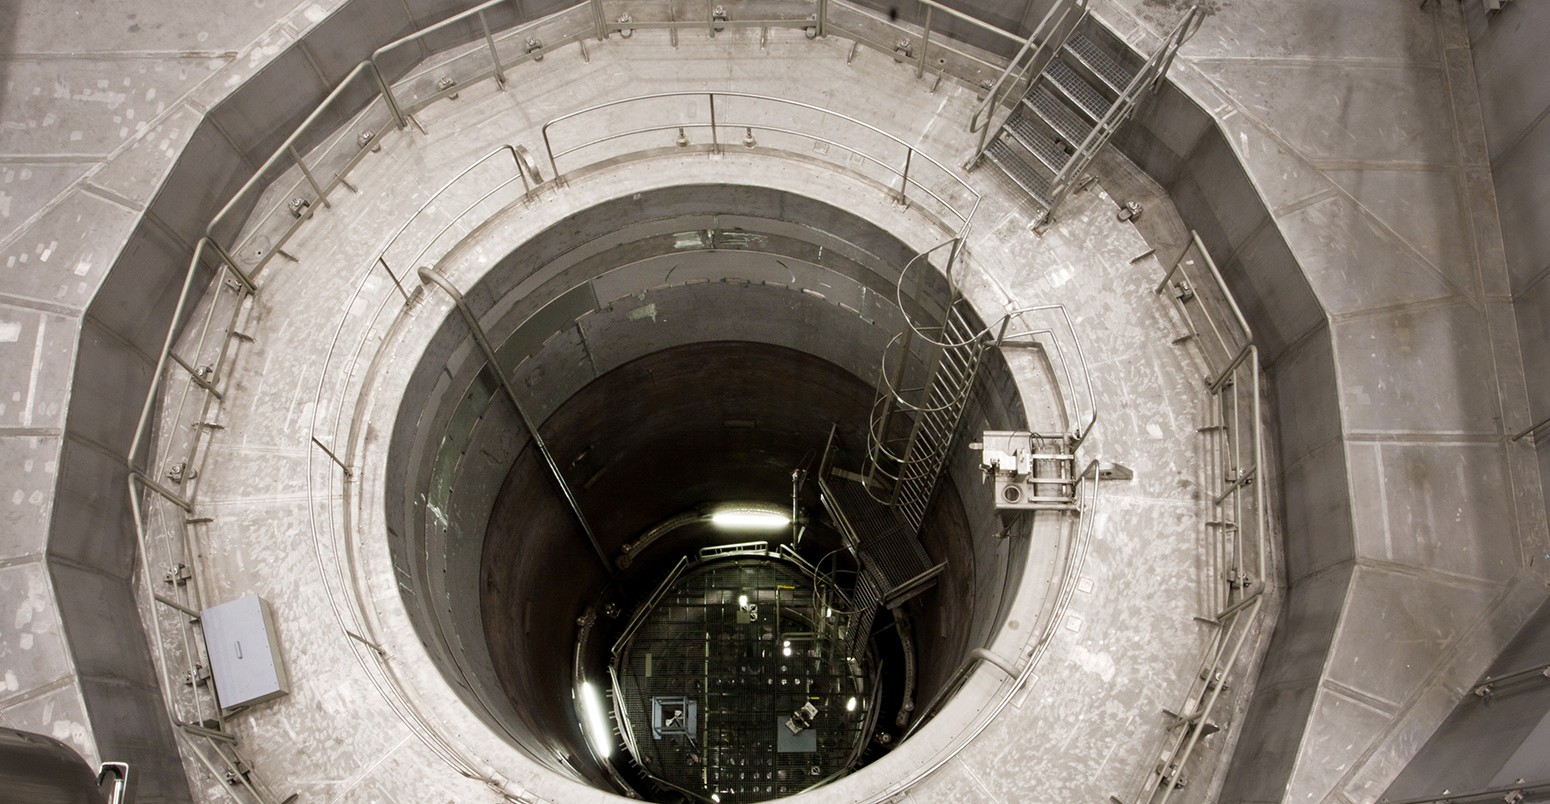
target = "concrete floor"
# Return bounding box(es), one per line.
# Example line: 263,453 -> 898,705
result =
1,0 -> 1544,802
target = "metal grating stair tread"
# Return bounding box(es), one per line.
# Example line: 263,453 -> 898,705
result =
1064,33 -> 1138,95
985,138 -> 1052,207
1005,112 -> 1073,174
826,474 -> 939,607
1024,85 -> 1093,150
1045,58 -> 1112,121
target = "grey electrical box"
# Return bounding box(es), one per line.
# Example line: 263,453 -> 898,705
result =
201,595 -> 289,709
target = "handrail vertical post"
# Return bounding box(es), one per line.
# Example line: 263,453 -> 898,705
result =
589,0 -> 606,39
541,122 -> 560,181
917,6 -> 933,79
370,59 -> 408,129
208,238 -> 256,294
817,0 -> 828,37
479,10 -> 507,89
288,145 -> 331,209
900,147 -> 913,205
379,257 -> 410,303
709,93 -> 719,152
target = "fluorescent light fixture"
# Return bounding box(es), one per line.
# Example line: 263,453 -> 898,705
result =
710,508 -> 791,530
846,696 -> 858,712
579,681 -> 612,759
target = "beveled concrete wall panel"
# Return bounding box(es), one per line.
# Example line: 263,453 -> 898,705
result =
76,676 -> 192,804
1281,437 -> 1354,584
1115,83 -> 1212,186
1271,325 -> 1340,469
1469,0 -> 1550,163
1332,303 -> 1498,435
49,563 -> 160,680
1221,218 -> 1323,364
302,1 -> 418,87
47,438 -> 138,579
1495,111 -> 1550,293
1220,562 -> 1354,803
1255,562 -> 1351,694
66,318 -> 156,457
208,45 -> 331,164
144,119 -> 256,249
50,557 -> 191,802
1175,128 -> 1271,259
84,224 -> 212,363
1373,444 -> 1519,582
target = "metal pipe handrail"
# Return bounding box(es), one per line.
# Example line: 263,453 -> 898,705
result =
1473,660 -> 1550,696
917,0 -> 1027,44
822,0 -> 1014,78
967,0 -> 1085,139
1383,780 -> 1550,804
1140,226 -> 1268,802
1512,413 -> 1550,442
208,60 -> 383,245
540,90 -> 981,233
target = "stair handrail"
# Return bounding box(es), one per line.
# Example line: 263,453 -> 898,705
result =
968,0 -> 1088,163
1042,5 -> 1204,221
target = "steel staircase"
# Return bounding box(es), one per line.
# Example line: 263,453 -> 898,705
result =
971,6 -> 1205,225
817,426 -> 946,608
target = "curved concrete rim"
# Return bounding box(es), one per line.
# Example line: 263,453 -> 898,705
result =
334,156 -> 1080,803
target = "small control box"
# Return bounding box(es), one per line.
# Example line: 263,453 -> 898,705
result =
201,594 -> 290,710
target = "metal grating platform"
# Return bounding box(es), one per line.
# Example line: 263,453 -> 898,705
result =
613,558 -> 871,803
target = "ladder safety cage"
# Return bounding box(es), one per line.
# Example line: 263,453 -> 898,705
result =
863,238 -> 1007,536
